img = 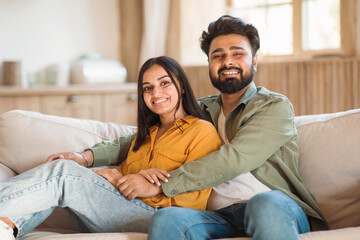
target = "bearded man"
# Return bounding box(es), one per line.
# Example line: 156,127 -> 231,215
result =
147,15 -> 328,240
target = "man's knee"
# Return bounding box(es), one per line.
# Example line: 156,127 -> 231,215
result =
150,207 -> 184,227
148,207 -> 186,239
246,190 -> 287,216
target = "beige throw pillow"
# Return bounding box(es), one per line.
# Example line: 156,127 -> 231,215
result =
295,109 -> 360,229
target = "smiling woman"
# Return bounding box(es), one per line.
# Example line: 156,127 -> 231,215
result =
141,64 -> 184,131
133,56 -> 214,151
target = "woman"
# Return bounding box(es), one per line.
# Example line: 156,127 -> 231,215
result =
0,56 -> 221,239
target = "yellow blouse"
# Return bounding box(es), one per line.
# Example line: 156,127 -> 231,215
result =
119,115 -> 221,210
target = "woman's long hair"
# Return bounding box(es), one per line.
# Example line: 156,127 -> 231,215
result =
133,56 -> 208,151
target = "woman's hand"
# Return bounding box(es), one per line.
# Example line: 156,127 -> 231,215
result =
138,168 -> 170,186
93,168 -> 123,187
45,150 -> 94,167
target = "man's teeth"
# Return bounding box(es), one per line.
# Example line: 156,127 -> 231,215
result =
223,71 -> 238,75
154,99 -> 167,104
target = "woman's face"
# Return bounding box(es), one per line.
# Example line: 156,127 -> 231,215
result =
142,64 -> 184,121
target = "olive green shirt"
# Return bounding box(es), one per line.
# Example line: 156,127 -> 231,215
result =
90,82 -> 328,230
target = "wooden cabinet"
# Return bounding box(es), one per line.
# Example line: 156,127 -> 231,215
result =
0,84 -> 138,125
41,95 -> 103,121
103,93 -> 138,125
0,96 -> 41,113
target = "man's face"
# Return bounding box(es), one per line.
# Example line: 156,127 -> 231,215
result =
208,34 -> 258,94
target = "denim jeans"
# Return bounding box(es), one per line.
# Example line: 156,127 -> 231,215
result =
148,190 -> 310,240
0,160 -> 157,238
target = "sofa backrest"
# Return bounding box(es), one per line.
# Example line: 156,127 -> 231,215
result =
0,110 -> 136,176
295,108 -> 360,230
0,109 -> 359,230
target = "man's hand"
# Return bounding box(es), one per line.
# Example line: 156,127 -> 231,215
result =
45,151 -> 94,167
93,168 -> 123,187
117,174 -> 163,200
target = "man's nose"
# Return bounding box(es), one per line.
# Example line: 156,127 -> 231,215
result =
223,55 -> 234,68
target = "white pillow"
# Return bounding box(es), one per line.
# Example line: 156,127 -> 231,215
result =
0,110 -> 137,175
295,108 -> 360,229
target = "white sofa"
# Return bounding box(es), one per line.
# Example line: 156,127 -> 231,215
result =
0,109 -> 359,240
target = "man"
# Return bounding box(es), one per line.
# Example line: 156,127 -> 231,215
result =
144,15 -> 328,239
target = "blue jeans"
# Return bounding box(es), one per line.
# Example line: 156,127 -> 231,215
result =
0,160 -> 157,238
148,190 -> 310,240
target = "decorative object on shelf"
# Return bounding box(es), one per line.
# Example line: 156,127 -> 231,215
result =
70,53 -> 127,84
27,72 -> 40,88
2,61 -> 21,86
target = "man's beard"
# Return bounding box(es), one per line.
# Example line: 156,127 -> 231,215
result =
210,65 -> 255,94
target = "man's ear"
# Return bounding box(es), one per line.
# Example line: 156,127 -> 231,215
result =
253,54 -> 258,72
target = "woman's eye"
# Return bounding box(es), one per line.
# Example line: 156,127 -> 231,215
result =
161,81 -> 171,86
143,86 -> 151,92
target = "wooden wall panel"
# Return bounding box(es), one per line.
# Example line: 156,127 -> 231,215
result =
183,57 -> 360,116
183,66 -> 219,98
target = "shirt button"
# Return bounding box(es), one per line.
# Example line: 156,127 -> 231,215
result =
171,190 -> 176,194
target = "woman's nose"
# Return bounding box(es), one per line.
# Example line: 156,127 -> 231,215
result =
152,86 -> 162,97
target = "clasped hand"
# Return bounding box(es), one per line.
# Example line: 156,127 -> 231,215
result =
93,168 -> 169,200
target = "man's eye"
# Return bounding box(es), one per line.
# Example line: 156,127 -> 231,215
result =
212,55 -> 222,59
234,53 -> 243,56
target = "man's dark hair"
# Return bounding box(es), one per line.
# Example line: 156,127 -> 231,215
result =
200,15 -> 260,57
133,56 -> 209,151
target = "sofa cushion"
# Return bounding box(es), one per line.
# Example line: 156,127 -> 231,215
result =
0,162 -> 16,180
295,108 -> 360,230
21,231 -> 148,240
0,110 -> 137,174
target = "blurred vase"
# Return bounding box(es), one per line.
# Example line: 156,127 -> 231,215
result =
2,61 -> 21,86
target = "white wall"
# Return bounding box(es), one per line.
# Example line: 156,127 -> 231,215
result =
0,0 -> 120,86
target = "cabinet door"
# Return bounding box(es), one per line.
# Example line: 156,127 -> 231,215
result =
0,96 -> 41,114
103,93 -> 137,125
41,94 -> 103,120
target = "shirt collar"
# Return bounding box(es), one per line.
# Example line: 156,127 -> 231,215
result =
238,81 -> 257,105
149,115 -> 199,133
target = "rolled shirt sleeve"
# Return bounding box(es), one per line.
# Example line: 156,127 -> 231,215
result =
89,134 -> 135,167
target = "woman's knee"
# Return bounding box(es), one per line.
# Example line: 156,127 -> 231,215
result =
47,159 -> 84,174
